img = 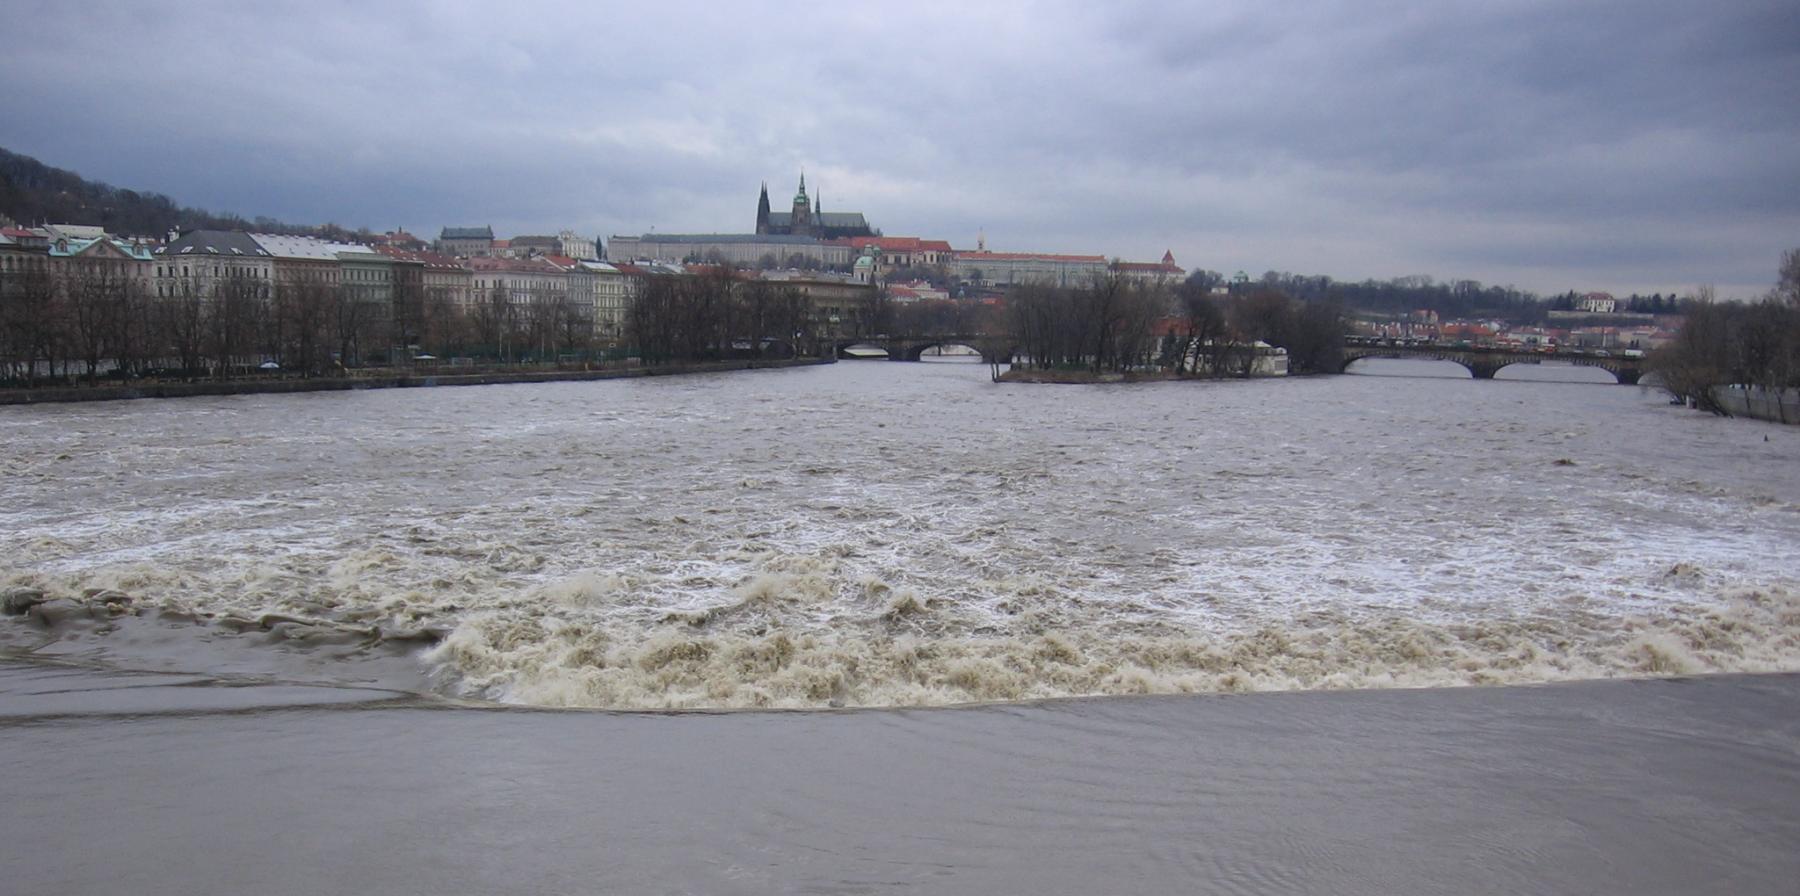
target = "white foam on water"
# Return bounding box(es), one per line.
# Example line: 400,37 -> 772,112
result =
419,583 -> 1800,708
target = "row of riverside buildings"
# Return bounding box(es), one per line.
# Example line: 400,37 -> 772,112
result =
2,224 -> 636,347
1,220 -> 909,361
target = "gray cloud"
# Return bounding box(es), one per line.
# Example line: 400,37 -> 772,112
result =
2,0 -> 1795,296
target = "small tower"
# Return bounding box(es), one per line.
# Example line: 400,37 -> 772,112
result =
1162,249 -> 1176,267
853,245 -> 878,284
756,182 -> 772,235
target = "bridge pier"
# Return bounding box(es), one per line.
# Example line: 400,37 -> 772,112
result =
1467,361 -> 1503,380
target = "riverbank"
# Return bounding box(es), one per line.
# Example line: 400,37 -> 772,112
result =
0,357 -> 833,405
4,659 -> 1797,894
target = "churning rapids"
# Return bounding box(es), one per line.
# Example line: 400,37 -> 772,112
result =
3,359 -> 1798,709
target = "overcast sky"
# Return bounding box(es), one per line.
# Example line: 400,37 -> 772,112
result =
3,0 -> 1796,296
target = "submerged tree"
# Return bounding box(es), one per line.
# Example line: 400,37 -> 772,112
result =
1649,252 -> 1800,415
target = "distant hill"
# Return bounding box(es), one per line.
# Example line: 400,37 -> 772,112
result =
0,145 -> 314,238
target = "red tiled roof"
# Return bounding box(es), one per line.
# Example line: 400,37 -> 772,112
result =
844,236 -> 954,253
953,250 -> 1107,263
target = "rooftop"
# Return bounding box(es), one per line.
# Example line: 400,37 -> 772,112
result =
954,249 -> 1108,263
252,233 -> 377,261
842,236 -> 953,253
465,255 -> 565,274
766,211 -> 869,228
159,230 -> 272,258
374,245 -> 466,270
48,236 -> 154,261
618,233 -> 837,246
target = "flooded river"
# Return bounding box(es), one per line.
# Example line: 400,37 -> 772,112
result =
3,359 -> 1798,707
5,361 -> 1799,893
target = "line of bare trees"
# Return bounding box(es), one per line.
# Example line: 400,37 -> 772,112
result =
464,284 -> 601,364
0,263 -> 621,386
626,267 -> 816,364
0,267 -> 404,384
1005,273 -> 1345,375
1007,275 -> 1169,372
1649,250 -> 1800,414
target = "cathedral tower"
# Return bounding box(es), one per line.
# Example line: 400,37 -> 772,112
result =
790,173 -> 812,237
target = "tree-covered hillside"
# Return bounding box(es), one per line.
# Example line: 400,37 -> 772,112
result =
0,146 -> 310,237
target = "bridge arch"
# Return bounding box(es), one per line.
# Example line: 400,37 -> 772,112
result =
1491,360 -> 1625,384
901,341 -> 989,362
1341,350 -> 1476,378
837,341 -> 890,360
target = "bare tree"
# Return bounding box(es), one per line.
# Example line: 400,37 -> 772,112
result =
66,267 -> 125,382
273,277 -> 336,376
0,262 -> 62,383
109,277 -> 154,379
1778,247 -> 1800,308
1170,282 -> 1228,374
207,274 -> 265,377
160,274 -> 209,378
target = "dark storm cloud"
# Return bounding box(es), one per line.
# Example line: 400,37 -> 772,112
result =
1,0 -> 1795,295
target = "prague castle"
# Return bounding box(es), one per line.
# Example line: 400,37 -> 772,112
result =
755,173 -> 874,239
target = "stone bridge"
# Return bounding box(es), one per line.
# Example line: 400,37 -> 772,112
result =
1342,342 -> 1644,384
836,335 -> 1016,364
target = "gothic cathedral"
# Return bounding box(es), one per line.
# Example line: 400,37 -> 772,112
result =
755,174 -> 874,240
